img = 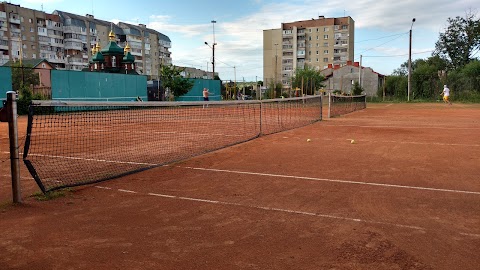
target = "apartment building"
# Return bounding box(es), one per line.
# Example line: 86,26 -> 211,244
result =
0,2 -> 171,78
263,16 -> 354,89
0,2 -> 64,66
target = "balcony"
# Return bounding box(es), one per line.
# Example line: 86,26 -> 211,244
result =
65,43 -> 83,51
282,45 -> 293,51
9,17 -> 20,24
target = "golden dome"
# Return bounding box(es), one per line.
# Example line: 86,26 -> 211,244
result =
124,42 -> 131,53
108,30 -> 115,41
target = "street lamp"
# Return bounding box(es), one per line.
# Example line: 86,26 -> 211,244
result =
205,20 -> 217,80
274,43 -> 278,98
408,18 -> 416,102
204,41 -> 216,79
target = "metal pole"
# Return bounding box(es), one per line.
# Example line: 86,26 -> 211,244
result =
7,91 -> 21,203
359,55 -> 362,87
212,43 -> 215,79
408,18 -> 415,102
328,92 -> 331,118
211,20 -> 216,80
408,29 -> 412,102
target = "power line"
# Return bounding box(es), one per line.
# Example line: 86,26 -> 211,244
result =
355,32 -> 408,44
362,50 -> 434,58
357,32 -> 408,55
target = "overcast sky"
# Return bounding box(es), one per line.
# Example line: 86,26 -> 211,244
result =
8,0 -> 479,81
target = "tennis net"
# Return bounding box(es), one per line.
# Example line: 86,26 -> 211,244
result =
328,94 -> 366,118
23,96 -> 322,192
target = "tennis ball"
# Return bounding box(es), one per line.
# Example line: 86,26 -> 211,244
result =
351,139 -> 355,144
307,139 -> 311,142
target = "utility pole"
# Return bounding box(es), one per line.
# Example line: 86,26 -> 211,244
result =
359,54 -> 362,88
408,18 -> 416,102
274,43 -> 278,98
211,20 -> 216,79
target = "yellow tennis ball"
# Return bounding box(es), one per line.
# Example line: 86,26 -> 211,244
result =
351,139 -> 355,144
307,139 -> 311,142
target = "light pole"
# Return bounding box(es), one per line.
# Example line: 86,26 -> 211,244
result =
274,43 -> 278,98
408,18 -> 416,102
205,20 -> 217,80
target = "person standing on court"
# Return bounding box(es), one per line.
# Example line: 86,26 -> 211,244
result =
203,87 -> 211,108
441,85 -> 452,105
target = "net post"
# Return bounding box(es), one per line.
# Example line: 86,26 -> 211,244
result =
328,92 -> 331,118
6,91 -> 22,203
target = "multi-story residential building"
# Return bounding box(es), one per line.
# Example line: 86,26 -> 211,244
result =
263,16 -> 355,89
0,2 -> 171,78
0,2 -> 64,66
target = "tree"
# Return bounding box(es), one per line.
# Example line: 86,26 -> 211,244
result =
160,65 -> 194,97
434,11 -> 480,69
351,81 -> 364,95
11,62 -> 40,92
291,65 -> 324,95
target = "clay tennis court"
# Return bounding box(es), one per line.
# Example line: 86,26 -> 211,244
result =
1,102 -> 479,269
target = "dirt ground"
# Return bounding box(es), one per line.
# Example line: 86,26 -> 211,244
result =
1,102 -> 479,270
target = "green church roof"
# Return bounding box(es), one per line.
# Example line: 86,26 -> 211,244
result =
92,52 -> 105,62
122,52 -> 135,63
100,41 -> 124,55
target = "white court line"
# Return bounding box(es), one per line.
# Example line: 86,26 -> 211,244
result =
177,166 -> 480,196
322,124 -> 480,130
26,153 -> 158,166
94,187 -> 424,231
7,150 -> 479,196
370,140 -> 479,147
2,174 -> 33,180
118,189 -> 137,194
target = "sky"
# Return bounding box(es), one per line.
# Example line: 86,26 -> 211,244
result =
6,0 -> 478,81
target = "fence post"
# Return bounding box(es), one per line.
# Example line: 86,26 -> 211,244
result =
7,91 -> 22,203
328,92 -> 331,118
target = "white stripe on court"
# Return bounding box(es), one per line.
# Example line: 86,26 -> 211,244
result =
5,150 -> 479,196
26,153 -> 158,166
322,124 -> 480,130
176,166 -> 480,196
1,174 -> 33,180
95,186 -> 424,231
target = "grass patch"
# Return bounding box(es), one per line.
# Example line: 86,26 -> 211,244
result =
32,188 -> 72,201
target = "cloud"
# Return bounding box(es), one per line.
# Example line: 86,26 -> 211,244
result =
141,0 -> 479,79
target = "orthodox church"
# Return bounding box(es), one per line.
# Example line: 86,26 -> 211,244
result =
88,30 -> 137,74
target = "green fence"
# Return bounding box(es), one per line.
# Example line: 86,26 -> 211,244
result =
0,67 -> 13,107
51,70 -> 147,102
175,79 -> 221,101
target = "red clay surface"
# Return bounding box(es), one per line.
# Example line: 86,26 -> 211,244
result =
1,102 -> 480,270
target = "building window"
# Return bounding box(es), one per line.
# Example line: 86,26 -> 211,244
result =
324,27 -> 329,32
308,51 -> 311,55
342,25 -> 348,30
29,18 -> 32,23
316,51 -> 319,55
324,35 -> 328,39
316,43 -> 319,47
308,29 -> 312,33
316,28 -> 318,32
316,58 -> 319,62
316,36 -> 319,40
324,42 -> 328,47
308,36 -> 311,41
324,50 -> 328,54
323,58 -> 328,62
